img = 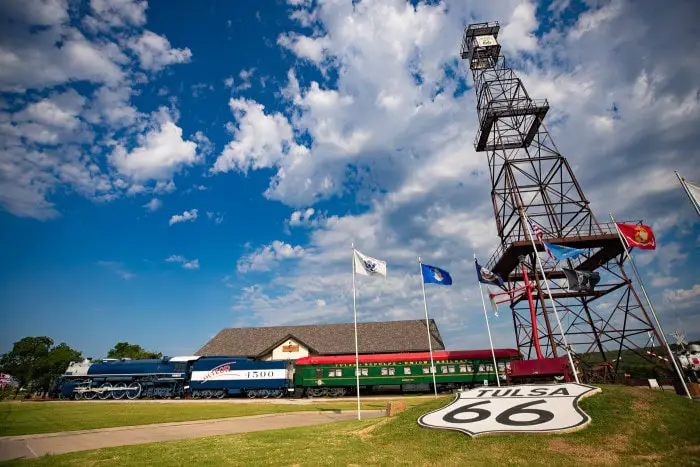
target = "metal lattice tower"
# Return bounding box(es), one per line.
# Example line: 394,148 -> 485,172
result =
460,22 -> 672,381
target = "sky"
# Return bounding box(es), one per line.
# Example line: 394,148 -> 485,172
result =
1,0 -> 699,359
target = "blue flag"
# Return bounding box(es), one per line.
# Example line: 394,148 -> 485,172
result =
475,259 -> 505,288
421,263 -> 452,286
544,242 -> 586,263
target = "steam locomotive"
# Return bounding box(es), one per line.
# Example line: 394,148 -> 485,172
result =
58,356 -> 292,400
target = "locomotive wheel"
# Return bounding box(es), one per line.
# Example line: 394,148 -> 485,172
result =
246,390 -> 257,399
307,387 -> 325,398
84,387 -> 98,400
260,390 -> 270,399
274,390 -> 283,398
98,383 -> 112,400
126,382 -> 142,400
112,383 -> 127,400
215,390 -> 226,399
74,391 -> 83,401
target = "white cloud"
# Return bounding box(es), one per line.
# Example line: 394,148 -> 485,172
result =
289,208 -> 315,227
224,76 -> 234,88
664,285 -> 700,310
85,0 -> 148,31
0,0 -> 198,219
128,30 -> 192,71
499,1 -> 539,53
212,98 -> 308,174
169,208 -> 198,225
237,240 -> 305,272
97,261 -> 134,280
142,198 -> 162,212
165,255 -> 199,270
110,108 -> 199,182
206,211 -> 224,224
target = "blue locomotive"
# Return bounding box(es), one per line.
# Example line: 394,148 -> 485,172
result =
57,355 -> 292,400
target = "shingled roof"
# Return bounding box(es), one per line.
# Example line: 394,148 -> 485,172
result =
195,319 -> 445,357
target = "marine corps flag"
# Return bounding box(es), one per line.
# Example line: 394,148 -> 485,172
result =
615,223 -> 656,250
475,258 -> 505,288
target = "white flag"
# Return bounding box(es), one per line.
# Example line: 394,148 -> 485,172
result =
487,287 -> 499,317
686,179 -> 700,205
354,249 -> 387,277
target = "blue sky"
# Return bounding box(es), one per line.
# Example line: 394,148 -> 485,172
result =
1,0 -> 699,359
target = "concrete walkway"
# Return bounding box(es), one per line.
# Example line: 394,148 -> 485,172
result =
0,410 -> 384,461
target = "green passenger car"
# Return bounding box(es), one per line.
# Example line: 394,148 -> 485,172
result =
294,349 -> 520,397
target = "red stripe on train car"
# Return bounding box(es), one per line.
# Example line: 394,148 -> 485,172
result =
295,349 -> 520,365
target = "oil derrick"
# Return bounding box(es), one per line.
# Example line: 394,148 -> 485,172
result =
460,22 -> 671,382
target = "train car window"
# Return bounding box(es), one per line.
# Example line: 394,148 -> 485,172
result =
422,366 -> 429,374
448,365 -> 455,373
362,368 -> 368,376
467,365 -> 474,372
498,362 -> 506,371
388,367 -> 395,375
381,367 -> 388,376
459,364 -> 467,373
403,367 -> 411,375
316,369 -> 323,378
441,366 -> 448,374
478,364 -> 485,372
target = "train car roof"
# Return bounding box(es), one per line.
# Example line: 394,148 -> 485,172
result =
295,349 -> 520,365
169,356 -> 202,362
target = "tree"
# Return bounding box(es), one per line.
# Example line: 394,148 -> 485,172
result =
34,343 -> 83,393
106,342 -> 162,360
0,336 -> 53,395
0,337 -> 82,397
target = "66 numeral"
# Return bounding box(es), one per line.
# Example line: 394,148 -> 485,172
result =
443,400 -> 555,427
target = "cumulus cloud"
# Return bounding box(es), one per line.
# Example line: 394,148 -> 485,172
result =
212,98 -> 309,174
165,255 -> 199,270
169,208 -> 198,225
0,0 -> 200,219
110,108 -> 199,182
128,31 -> 192,71
288,208 -> 318,228
237,241 -> 305,272
142,198 -> 162,212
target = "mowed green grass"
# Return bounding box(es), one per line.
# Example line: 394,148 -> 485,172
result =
2,385 -> 699,467
0,398 -> 425,437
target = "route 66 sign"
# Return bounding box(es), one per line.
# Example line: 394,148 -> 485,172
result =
418,383 -> 601,437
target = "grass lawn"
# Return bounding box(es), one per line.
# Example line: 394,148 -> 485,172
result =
0,399 -> 425,437
2,385 -> 699,466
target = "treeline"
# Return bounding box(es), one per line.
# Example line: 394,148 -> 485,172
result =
0,336 -> 162,398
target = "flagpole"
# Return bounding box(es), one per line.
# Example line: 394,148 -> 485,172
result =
351,242 -> 362,419
609,214 -> 692,400
675,170 -> 700,217
475,254 -> 501,387
418,257 -> 439,397
521,210 -> 580,384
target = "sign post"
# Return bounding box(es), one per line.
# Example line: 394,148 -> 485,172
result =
418,383 -> 601,437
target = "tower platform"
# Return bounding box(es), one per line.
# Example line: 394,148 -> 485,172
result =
486,228 -> 628,281
475,99 -> 550,152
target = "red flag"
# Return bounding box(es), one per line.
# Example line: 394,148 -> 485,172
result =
616,223 -> 656,250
